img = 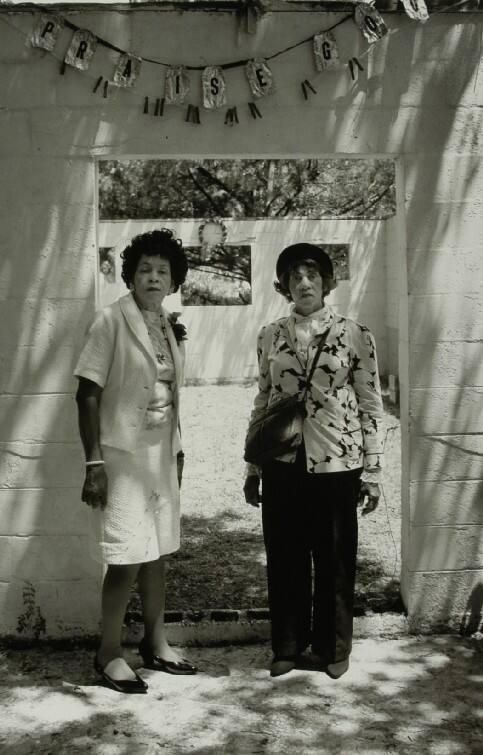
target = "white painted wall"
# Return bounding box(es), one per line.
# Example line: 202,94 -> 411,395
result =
1,7 -> 482,636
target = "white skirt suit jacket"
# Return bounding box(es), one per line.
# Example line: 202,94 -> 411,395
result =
74,292 -> 184,456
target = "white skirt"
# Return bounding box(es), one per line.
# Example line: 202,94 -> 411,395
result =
89,417 -> 180,565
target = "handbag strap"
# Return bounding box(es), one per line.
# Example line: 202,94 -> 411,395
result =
303,328 -> 330,397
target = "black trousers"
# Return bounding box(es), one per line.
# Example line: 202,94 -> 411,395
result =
261,446 -> 361,662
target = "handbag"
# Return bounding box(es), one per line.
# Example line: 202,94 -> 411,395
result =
244,329 -> 329,466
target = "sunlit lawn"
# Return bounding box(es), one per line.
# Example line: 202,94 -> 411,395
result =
161,384 -> 402,613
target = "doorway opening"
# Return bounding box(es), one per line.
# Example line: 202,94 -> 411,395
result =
97,157 -> 403,616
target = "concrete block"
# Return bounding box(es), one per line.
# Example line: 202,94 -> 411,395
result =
0,582 -> 23,635
409,434 -> 483,482
0,538 -> 12,581
54,579 -> 101,631
0,111 -> 31,156
0,299 -> 92,350
0,488 -> 88,536
0,442 -> 84,490
409,524 -> 483,572
410,480 -> 483,526
10,535 -> 99,582
0,394 -> 79,443
408,293 -> 482,344
405,155 -> 483,204
31,108 -> 109,157
406,202 -> 483,252
410,387 -> 483,434
407,247 -> 483,295
405,569 -> 483,633
0,342 -> 81,395
409,341 -> 483,388
0,60 -> 57,108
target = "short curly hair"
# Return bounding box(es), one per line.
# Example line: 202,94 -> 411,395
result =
273,258 -> 337,302
121,229 -> 188,292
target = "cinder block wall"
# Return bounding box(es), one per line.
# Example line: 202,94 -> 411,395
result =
0,7 -> 482,636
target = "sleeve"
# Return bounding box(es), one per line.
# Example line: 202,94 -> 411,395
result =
351,324 -> 384,475
73,309 -> 115,389
245,324 -> 272,478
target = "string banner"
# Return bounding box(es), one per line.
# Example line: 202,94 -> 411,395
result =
401,0 -> 429,22
30,14 -> 64,52
202,66 -> 227,109
113,53 -> 142,88
354,5 -> 388,44
165,65 -> 190,105
64,29 -> 98,71
246,59 -> 275,98
313,31 -> 339,72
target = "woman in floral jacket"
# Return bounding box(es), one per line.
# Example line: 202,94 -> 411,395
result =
244,243 -> 384,679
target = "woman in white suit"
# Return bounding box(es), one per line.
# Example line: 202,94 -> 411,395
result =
75,229 -> 196,694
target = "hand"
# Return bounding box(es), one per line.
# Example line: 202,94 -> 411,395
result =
177,452 -> 185,488
81,465 -> 108,509
358,481 -> 380,516
244,475 -> 261,508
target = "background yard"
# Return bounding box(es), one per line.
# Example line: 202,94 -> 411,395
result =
153,384 -> 402,615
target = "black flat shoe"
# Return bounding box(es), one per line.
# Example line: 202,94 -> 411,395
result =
139,638 -> 198,675
94,656 -> 148,694
326,658 -> 350,680
270,656 -> 296,677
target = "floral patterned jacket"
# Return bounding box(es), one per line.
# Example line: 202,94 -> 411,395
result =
248,305 -> 384,475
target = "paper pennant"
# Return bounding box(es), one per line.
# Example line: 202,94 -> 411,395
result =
246,59 -> 275,98
64,29 -> 98,71
401,0 -> 429,22
165,66 -> 190,105
313,31 -> 340,72
202,66 -> 227,110
113,53 -> 142,88
354,5 -> 388,44
30,13 -> 64,52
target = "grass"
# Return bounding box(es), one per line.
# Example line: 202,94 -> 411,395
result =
133,384 -> 402,615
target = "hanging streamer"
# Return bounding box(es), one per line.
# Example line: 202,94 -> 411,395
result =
165,66 -> 190,105
113,53 -> 142,88
354,5 -> 388,44
202,66 -> 227,110
30,13 -> 64,52
313,31 -> 340,72
64,29 -> 98,71
246,59 -> 275,98
401,0 -> 429,22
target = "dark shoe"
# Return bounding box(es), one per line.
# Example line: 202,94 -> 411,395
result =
94,655 -> 148,694
326,658 -> 350,679
296,651 -> 327,671
270,656 -> 296,677
139,638 -> 197,675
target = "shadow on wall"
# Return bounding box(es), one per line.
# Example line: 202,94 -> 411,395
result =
379,19 -> 483,630
0,156 -> 102,638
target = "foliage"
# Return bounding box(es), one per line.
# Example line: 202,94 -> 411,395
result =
99,158 -> 396,220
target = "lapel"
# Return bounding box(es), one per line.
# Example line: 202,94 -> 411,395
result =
161,306 -> 184,391
119,292 -> 157,367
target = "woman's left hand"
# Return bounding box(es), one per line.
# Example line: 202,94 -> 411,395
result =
358,481 -> 381,516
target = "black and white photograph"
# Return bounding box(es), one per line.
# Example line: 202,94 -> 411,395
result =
1,1 -> 481,753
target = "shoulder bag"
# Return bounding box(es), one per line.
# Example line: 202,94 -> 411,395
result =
244,329 -> 329,466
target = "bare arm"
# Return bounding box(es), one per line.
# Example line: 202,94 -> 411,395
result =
76,377 -> 108,509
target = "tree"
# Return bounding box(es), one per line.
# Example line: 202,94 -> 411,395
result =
99,158 -> 396,220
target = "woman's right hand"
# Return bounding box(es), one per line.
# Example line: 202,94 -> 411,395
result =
81,466 -> 108,509
244,475 -> 262,508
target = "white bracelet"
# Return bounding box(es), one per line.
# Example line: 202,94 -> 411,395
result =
86,460 -> 104,467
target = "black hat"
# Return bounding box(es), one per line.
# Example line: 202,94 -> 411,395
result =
276,243 -> 334,280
